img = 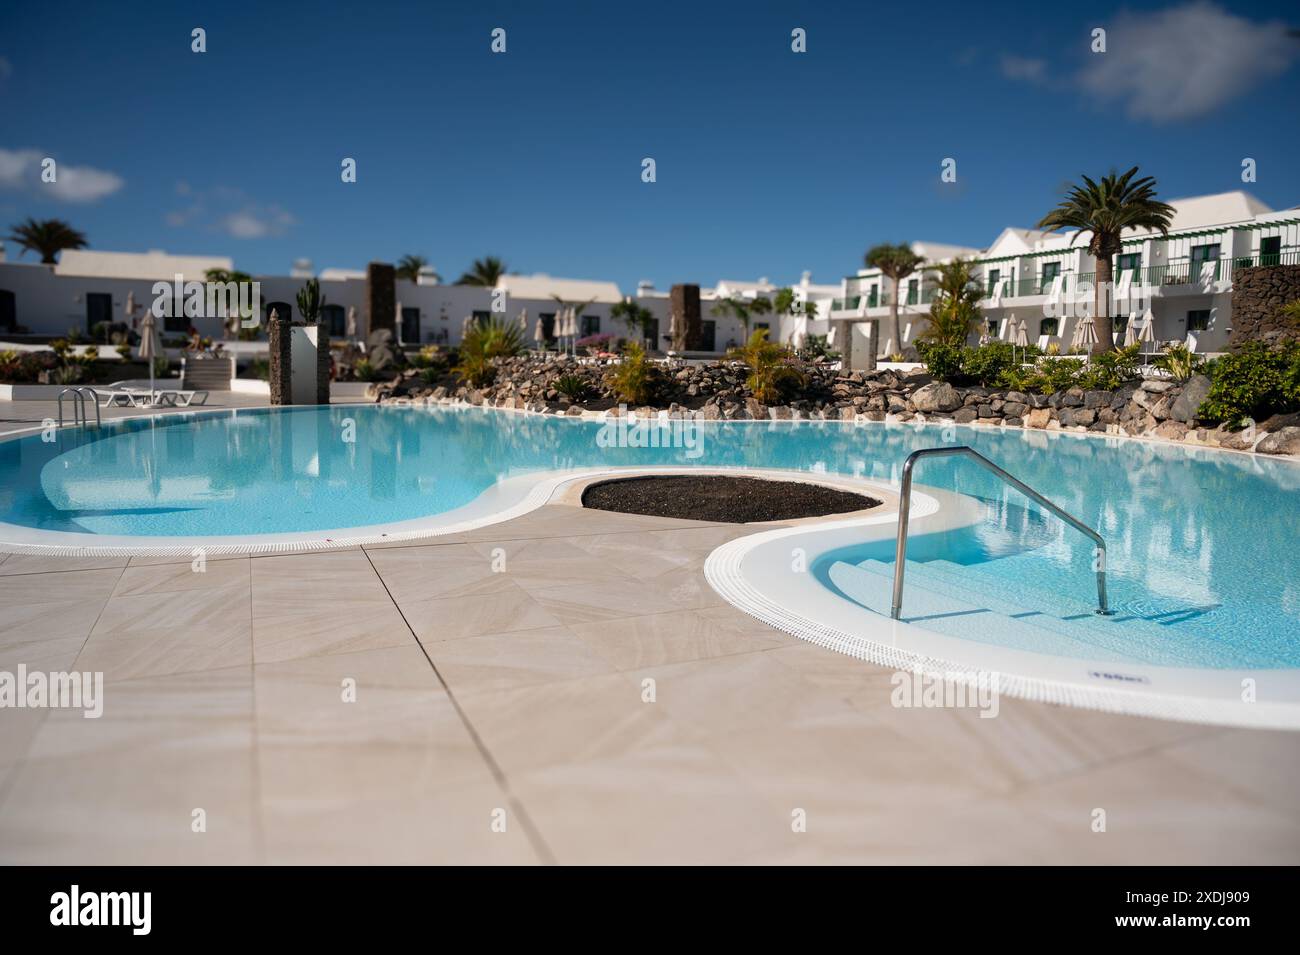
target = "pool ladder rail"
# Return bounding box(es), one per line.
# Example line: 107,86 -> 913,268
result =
891,446 -> 1111,620
57,387 -> 102,429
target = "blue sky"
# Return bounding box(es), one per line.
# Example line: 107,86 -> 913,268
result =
2,0 -> 1298,289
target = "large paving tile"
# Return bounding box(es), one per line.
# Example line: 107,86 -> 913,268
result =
855,691 -> 1212,795
254,647 -> 530,863
510,740 -> 789,864
568,608 -> 787,670
637,651 -> 857,738
78,582 -> 252,681
424,626 -> 615,693
0,568 -> 122,648
453,672 -> 683,774
366,542 -> 516,602
0,667 -> 259,864
251,552 -> 410,663
1004,751 -> 1300,864
0,554 -> 129,576
113,557 -> 250,596
398,582 -> 561,643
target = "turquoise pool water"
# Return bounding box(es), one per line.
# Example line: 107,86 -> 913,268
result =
2,405 -> 1298,666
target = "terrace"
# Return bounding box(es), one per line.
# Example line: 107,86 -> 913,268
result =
2,384 -> 1300,864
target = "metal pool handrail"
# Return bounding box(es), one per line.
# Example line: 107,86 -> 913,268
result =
57,387 -> 101,428
891,446 -> 1110,620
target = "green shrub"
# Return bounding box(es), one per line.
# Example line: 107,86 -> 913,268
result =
605,342 -> 660,405
455,317 -> 525,387
1077,344 -> 1141,390
352,359 -> 376,382
1152,343 -> 1204,383
727,329 -> 804,404
917,341 -> 964,382
1198,342 -> 1300,428
553,373 -> 591,403
961,341 -> 1017,387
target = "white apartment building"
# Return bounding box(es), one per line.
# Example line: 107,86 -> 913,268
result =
0,247 -> 837,357
829,191 -> 1299,356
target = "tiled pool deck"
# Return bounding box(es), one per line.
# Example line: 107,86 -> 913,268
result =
2,398 -> 1299,864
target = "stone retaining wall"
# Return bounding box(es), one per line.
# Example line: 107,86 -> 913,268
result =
371,355 -> 1300,457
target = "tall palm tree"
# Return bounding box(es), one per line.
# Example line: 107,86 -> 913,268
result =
1037,167 -> 1175,354
8,217 -> 88,264
919,259 -> 983,347
456,256 -> 509,287
396,254 -> 430,283
865,243 -> 925,356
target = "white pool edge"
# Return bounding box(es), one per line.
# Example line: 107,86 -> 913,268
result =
703,508 -> 1300,731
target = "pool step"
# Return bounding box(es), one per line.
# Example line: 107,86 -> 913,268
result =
849,557 -> 1264,668
826,560 -> 1134,661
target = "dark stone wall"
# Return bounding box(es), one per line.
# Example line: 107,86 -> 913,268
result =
670,284 -> 701,351
367,262 -> 396,336
1229,264 -> 1300,349
315,323 -> 331,405
267,307 -> 292,405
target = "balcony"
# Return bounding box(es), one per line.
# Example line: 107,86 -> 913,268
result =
831,290 -> 882,312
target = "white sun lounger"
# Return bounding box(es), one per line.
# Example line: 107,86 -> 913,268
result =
98,385 -> 210,408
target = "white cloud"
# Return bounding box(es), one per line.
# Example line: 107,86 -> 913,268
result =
1000,55 -> 1047,83
167,186 -> 295,240
0,147 -> 124,202
1078,2 -> 1297,122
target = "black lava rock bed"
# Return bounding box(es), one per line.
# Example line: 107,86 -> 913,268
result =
580,475 -> 881,524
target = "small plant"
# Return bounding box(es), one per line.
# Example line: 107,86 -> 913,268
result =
1152,343 -> 1204,383
553,373 -> 591,403
1045,342 -> 1061,356
605,341 -> 660,405
795,333 -> 838,362
353,359 -> 377,382
409,344 -> 445,369
727,329 -> 804,404
455,316 -> 527,387
115,343 -> 132,360
1078,344 -> 1141,390
418,366 -> 442,385
296,279 -> 325,325
248,357 -> 270,381
888,352 -> 906,363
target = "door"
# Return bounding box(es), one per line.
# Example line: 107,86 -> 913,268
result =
0,290 -> 14,331
699,320 -> 716,352
86,292 -> 112,334
1261,236 -> 1282,267
401,307 -> 420,343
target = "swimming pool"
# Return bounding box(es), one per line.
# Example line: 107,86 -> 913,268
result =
2,404 -> 1298,680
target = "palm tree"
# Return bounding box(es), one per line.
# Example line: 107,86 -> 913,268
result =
865,243 -> 925,357
1037,167 -> 1175,353
8,217 -> 88,264
456,256 -> 509,287
920,259 -> 983,347
610,299 -> 657,347
710,296 -> 758,335
396,254 -> 430,283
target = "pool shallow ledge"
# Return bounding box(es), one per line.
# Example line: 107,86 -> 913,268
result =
703,489 -> 1300,730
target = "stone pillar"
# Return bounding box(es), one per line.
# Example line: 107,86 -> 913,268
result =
315,322 -> 331,404
1228,264 -> 1300,349
267,307 -> 292,405
833,319 -> 878,372
670,284 -> 701,351
366,262 -> 396,337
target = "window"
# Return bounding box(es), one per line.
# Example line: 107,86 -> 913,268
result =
0,290 -> 14,331
906,279 -> 918,305
321,304 -> 346,337
1040,262 -> 1060,292
1116,252 -> 1141,277
986,269 -> 1000,296
471,310 -> 491,326
581,315 -> 600,337
752,322 -> 770,337
164,299 -> 190,334
985,319 -> 998,336
1187,309 -> 1211,332
867,285 -> 879,307
1190,244 -> 1220,280
1040,317 -> 1059,337
539,312 -> 556,342
265,301 -> 293,326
